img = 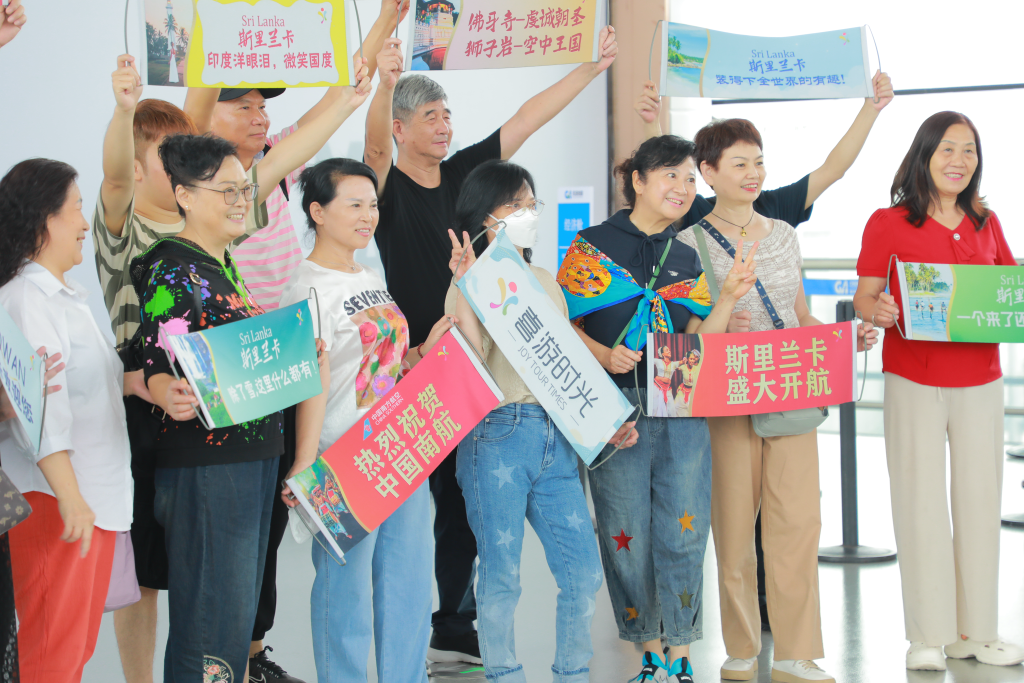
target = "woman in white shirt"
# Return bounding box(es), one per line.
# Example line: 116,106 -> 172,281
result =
279,158 -> 452,683
0,158 -> 148,683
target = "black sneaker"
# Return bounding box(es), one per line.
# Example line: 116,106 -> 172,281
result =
427,631 -> 483,665
249,646 -> 306,683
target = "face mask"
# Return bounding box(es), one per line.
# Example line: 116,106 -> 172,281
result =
488,211 -> 540,249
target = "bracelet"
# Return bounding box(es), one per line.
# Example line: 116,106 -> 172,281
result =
417,342 -> 425,357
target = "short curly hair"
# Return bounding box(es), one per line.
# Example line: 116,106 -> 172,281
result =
614,135 -> 696,208
158,134 -> 240,217
0,159 -> 79,288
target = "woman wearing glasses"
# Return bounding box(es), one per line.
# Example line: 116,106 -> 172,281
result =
133,134 -> 285,681
446,159 -> 639,683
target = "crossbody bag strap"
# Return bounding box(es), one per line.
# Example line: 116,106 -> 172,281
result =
692,223 -> 720,304
697,219 -> 786,330
612,239 -> 674,349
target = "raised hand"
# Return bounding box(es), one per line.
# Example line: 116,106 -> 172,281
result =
345,55 -> 373,107
635,80 -> 661,125
872,291 -> 899,328
593,25 -> 618,74
377,38 -> 404,91
112,54 -> 143,113
0,0 -> 26,49
871,70 -> 894,111
719,239 -> 759,302
381,0 -> 410,28
448,229 -> 476,281
726,310 -> 752,334
857,320 -> 879,352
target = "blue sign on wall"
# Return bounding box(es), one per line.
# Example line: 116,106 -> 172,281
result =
802,279 -> 859,296
557,186 -> 593,266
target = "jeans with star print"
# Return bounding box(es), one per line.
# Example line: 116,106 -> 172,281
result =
457,403 -> 602,682
587,388 -> 712,647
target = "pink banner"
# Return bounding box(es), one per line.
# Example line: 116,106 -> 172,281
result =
647,322 -> 857,417
288,330 -> 501,556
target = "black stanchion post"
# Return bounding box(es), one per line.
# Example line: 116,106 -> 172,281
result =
818,300 -> 897,563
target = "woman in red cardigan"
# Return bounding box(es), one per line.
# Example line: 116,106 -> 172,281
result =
854,111 -> 1023,672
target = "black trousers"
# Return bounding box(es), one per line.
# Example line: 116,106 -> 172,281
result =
428,448 -> 478,638
252,410 -> 295,642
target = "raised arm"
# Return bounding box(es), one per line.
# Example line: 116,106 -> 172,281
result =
636,79 -> 664,141
183,87 -> 221,134
0,0 -> 26,49
804,71 -> 894,209
499,25 -> 618,159
363,37 -> 403,194
295,0 -> 410,129
255,55 -> 372,205
101,54 -> 145,238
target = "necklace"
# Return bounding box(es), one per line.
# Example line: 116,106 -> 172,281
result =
311,255 -> 361,272
711,210 -> 756,237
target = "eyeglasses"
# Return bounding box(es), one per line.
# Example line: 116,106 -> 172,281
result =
503,199 -> 545,218
192,183 -> 259,204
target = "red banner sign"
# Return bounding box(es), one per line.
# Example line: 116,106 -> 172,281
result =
288,329 -> 502,558
647,322 -> 857,417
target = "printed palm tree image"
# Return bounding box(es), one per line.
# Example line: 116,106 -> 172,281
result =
144,0 -> 191,86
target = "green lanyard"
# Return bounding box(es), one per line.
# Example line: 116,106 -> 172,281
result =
612,239 -> 674,349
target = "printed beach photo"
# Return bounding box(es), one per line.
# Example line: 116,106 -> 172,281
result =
666,24 -> 708,96
903,262 -> 953,341
143,0 -> 193,86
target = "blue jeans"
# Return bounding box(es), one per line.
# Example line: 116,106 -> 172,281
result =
311,484 -> 432,683
154,456 -> 279,683
457,403 -> 602,682
587,388 -> 711,646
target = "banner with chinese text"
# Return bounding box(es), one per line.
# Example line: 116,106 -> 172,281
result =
646,322 -> 856,417
659,23 -> 872,99
142,0 -> 352,88
163,300 -> 322,427
406,0 -> 606,71
457,229 -> 634,464
897,260 -> 1024,342
0,306 -> 45,453
287,329 -> 502,558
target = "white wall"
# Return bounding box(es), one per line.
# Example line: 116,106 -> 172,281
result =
0,0 -> 609,343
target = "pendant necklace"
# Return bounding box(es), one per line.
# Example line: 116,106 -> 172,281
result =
711,210 -> 755,237
311,255 -> 360,272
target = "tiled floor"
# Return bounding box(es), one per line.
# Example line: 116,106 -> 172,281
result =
80,435 -> 1024,682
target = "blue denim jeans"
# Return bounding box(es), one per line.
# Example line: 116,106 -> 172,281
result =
587,388 -> 711,647
457,403 -> 602,683
154,456 -> 279,683
311,484 -> 432,683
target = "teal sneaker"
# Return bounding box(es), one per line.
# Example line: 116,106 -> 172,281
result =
667,656 -> 694,683
632,651 -> 668,682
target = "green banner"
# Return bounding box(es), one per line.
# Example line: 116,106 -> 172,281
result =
163,300 -> 322,427
897,260 -> 1024,342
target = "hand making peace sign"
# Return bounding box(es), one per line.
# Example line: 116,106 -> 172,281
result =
719,239 -> 759,303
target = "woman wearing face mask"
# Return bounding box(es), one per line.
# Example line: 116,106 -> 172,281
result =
278,158 -> 454,683
0,159 -> 145,683
854,112 -> 1023,672
133,134 -> 287,682
677,119 -> 877,683
445,159 -> 638,683
557,136 -> 758,683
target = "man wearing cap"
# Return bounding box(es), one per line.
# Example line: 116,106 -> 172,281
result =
185,4 -> 407,681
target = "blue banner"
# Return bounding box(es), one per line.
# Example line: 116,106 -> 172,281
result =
0,305 -> 44,453
660,23 -> 873,99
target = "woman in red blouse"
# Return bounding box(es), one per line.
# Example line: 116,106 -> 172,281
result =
854,111 -> 1023,672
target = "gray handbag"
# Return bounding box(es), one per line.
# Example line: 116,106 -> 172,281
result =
0,467 -> 31,534
692,222 -> 827,438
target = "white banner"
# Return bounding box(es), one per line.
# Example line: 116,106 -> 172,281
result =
456,229 -> 633,464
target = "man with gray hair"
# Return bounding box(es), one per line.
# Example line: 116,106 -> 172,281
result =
363,31 -> 617,666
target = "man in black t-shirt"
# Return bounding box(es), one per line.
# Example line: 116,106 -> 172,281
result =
363,32 -> 618,665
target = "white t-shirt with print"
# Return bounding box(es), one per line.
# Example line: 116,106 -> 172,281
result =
279,260 -> 410,455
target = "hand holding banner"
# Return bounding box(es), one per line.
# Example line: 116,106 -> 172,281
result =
456,229 -> 634,464
287,329 -> 502,558
162,300 -> 322,428
659,23 -> 874,100
647,322 -> 857,417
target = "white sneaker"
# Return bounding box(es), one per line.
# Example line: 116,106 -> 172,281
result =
771,659 -> 835,682
906,643 -> 946,671
945,636 -> 1024,666
721,656 -> 758,681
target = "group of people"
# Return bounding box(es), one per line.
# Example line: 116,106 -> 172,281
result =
0,1 -> 1021,682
